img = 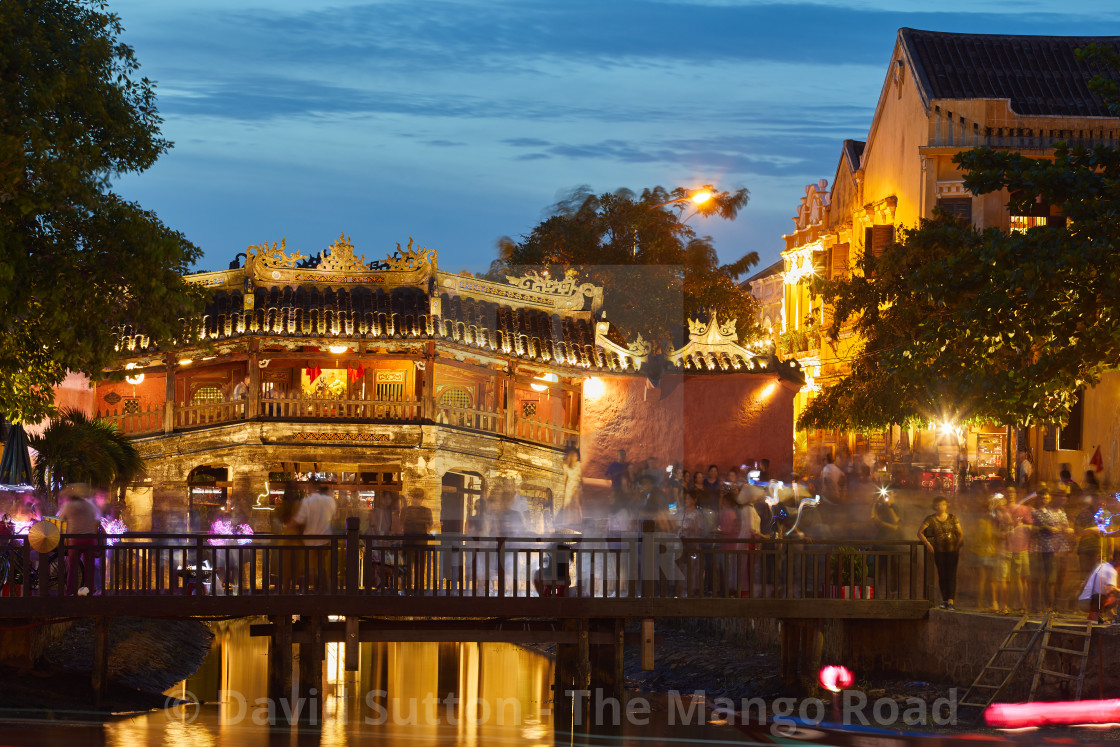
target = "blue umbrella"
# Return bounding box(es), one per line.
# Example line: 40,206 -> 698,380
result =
0,423 -> 33,487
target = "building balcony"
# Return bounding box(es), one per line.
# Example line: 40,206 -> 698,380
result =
98,392 -> 579,451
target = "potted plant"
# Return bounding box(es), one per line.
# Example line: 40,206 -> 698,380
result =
829,547 -> 870,599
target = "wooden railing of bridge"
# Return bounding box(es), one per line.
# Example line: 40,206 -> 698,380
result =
0,520 -> 934,619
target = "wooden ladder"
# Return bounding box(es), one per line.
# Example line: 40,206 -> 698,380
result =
959,612 -> 1051,719
1029,617 -> 1093,702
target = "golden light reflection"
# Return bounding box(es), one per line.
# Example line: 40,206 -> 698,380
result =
107,621 -> 554,746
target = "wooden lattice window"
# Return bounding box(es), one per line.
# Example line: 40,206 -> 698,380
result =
191,385 -> 224,405
439,387 -> 473,410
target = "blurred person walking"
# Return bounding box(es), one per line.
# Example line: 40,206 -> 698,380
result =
57,484 -> 100,594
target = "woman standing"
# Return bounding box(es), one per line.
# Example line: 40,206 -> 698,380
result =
1032,488 -> 1072,611
559,447 -> 583,526
918,497 -> 964,610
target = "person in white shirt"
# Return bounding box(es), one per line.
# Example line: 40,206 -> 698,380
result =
293,479 -> 336,590
1078,550 -> 1120,622
820,453 -> 844,504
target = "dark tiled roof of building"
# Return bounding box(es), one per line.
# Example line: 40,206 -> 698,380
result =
745,259 -> 784,284
842,140 -> 865,172
118,286 -> 636,372
901,28 -> 1120,117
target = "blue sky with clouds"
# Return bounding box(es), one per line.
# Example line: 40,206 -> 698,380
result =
110,0 -> 1120,275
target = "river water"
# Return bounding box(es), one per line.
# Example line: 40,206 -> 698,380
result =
1,619 -> 749,747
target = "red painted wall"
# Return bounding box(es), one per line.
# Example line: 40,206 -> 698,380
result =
580,373 -> 797,482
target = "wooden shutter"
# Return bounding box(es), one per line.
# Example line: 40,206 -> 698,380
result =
871,225 -> 894,257
937,197 -> 972,223
830,243 -> 849,279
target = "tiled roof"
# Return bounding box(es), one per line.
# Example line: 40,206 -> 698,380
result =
842,140 -> 865,172
901,28 -> 1120,117
745,259 -> 784,284
117,286 -> 636,372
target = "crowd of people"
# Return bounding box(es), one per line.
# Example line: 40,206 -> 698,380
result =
5,447 -> 1118,616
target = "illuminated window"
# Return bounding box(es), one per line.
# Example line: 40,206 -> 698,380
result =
191,385 -> 223,405
1009,215 -> 1048,234
439,388 -> 473,409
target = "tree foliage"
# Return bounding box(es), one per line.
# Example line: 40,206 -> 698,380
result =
29,407 -> 144,497
801,137 -> 1120,431
492,185 -> 761,350
0,0 -> 204,423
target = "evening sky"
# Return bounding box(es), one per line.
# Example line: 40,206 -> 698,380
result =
109,0 -> 1120,275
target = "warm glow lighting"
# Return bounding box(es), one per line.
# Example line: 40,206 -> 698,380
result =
938,421 -> 955,436
761,382 -> 777,398
124,362 -> 144,386
328,345 -> 349,354
818,665 -> 854,693
690,189 -> 712,205
986,700 -> 1120,729
583,376 -> 605,400
178,358 -> 192,366
530,372 -> 559,392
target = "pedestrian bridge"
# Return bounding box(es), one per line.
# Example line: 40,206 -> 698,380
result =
0,520 -> 934,620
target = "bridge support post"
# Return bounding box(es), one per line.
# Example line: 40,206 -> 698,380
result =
553,619 -> 590,732
588,618 -> 624,733
298,615 -> 325,724
779,618 -> 824,697
92,616 -> 110,706
268,614 -> 293,722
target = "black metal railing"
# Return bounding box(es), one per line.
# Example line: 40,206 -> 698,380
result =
0,522 -> 933,603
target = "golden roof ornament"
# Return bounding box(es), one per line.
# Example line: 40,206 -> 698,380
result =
246,238 -> 307,270
505,271 -> 598,300
317,233 -> 367,273
383,238 -> 438,273
669,308 -> 756,369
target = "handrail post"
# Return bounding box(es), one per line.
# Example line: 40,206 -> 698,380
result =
345,517 -> 360,595
496,538 -> 506,597
21,540 -> 32,596
195,534 -> 206,595
784,541 -> 794,598
909,542 -> 918,600
923,545 -> 935,603
640,520 -> 655,598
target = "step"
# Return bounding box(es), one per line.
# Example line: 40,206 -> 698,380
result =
1038,669 -> 1080,681
968,683 -> 1002,689
1043,645 -> 1089,656
960,701 -> 994,708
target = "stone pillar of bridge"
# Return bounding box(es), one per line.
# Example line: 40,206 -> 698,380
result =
298,614 -> 325,724
267,614 -> 294,722
553,618 -> 590,733
228,462 -> 270,532
399,464 -> 444,527
588,618 -> 625,735
779,618 -> 824,698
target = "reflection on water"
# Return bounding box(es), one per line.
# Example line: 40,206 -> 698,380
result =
0,619 -> 746,746
106,619 -> 556,747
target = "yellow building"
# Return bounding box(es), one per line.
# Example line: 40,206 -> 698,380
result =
782,28 -> 1120,484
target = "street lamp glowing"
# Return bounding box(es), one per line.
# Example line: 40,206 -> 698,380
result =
690,189 -> 712,205
328,345 -> 349,354
583,376 -> 605,400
